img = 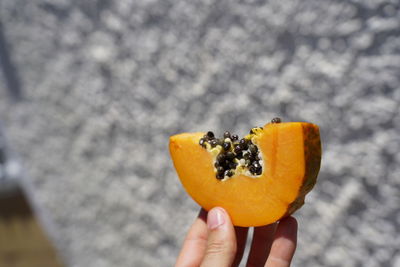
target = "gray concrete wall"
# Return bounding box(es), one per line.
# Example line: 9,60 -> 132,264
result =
1,0 -> 400,266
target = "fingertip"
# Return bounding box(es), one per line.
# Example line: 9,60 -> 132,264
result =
198,208 -> 208,221
281,215 -> 297,226
201,207 -> 237,267
276,216 -> 298,239
207,207 -> 227,230
265,216 -> 298,267
246,223 -> 277,267
280,215 -> 298,229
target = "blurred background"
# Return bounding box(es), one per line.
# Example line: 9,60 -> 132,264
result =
0,0 -> 400,266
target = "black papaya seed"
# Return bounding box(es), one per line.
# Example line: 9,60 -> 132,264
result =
223,142 -> 231,150
234,145 -> 242,154
207,131 -> 215,138
223,131 -> 231,139
210,139 -> 218,147
226,152 -> 235,159
271,117 -> 281,123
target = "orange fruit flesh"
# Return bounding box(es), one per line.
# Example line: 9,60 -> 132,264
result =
169,122 -> 321,227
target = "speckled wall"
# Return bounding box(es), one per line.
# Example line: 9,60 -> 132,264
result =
0,0 -> 399,266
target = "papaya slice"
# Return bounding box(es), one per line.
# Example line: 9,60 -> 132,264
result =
169,120 -> 321,227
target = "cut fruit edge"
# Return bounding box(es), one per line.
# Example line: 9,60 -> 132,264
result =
169,122 -> 321,226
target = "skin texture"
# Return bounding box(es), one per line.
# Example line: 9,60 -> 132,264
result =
176,207 -> 297,267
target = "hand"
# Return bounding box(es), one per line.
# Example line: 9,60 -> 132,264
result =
175,207 -> 297,267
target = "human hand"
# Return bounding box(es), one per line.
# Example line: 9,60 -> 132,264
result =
176,207 -> 297,267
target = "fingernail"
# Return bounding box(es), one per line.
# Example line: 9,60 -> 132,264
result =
207,208 -> 225,230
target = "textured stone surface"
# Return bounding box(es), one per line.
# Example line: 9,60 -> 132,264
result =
1,0 -> 400,266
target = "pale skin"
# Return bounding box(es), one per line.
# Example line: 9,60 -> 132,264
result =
176,207 -> 297,267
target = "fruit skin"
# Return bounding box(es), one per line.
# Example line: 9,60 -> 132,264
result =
169,122 -> 321,227
285,123 -> 322,216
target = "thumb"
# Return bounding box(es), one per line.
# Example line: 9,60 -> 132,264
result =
200,207 -> 237,267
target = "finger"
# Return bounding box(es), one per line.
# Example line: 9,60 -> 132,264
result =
246,223 -> 277,267
200,207 -> 237,267
232,226 -> 249,267
175,209 -> 208,267
265,216 -> 298,267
